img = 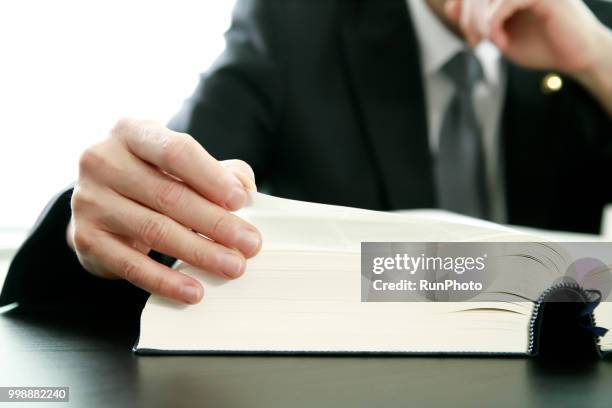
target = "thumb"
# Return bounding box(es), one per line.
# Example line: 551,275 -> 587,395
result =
220,159 -> 257,192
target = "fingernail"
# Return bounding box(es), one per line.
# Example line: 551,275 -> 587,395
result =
218,252 -> 245,278
226,186 -> 248,210
180,283 -> 202,304
237,229 -> 262,256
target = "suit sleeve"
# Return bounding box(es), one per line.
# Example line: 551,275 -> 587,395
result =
0,0 -> 284,310
0,187 -> 150,311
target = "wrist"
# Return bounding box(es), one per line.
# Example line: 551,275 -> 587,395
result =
572,25 -> 612,97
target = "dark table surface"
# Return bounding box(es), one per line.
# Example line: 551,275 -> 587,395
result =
2,305 -> 612,408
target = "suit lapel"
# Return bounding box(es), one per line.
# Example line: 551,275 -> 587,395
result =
340,0 -> 434,209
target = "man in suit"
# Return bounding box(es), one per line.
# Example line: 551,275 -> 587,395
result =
1,0 -> 611,310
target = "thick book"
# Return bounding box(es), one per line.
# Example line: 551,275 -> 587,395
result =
134,193 -> 612,356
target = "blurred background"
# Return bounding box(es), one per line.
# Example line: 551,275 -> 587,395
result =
0,0 -> 235,233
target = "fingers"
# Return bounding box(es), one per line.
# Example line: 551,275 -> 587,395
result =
82,230 -> 204,304
221,160 -> 257,192
447,0 -> 534,49
444,0 -> 483,46
100,149 -> 261,258
487,0 -> 533,50
461,0 -> 486,47
95,189 -> 248,280
445,0 -> 462,23
112,118 -> 248,211
72,118 -> 261,305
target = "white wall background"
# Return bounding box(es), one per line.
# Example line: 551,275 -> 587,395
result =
0,0 -> 235,229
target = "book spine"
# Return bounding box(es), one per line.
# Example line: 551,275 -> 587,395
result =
527,282 -> 603,356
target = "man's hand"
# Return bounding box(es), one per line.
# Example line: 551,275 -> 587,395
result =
445,0 -> 612,115
66,118 -> 262,304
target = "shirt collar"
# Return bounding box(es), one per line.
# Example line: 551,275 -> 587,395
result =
407,0 -> 501,85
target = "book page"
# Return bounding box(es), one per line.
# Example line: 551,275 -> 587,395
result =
138,255 -> 533,354
236,193 -> 538,253
137,193 -> 541,354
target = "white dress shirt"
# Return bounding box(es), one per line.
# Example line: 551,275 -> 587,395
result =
407,0 -> 507,222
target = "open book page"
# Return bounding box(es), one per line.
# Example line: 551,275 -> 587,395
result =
138,193 -> 551,354
137,193 -> 612,354
237,194 -> 574,303
236,193 -> 540,252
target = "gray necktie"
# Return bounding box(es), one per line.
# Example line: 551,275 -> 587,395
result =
436,50 -> 489,219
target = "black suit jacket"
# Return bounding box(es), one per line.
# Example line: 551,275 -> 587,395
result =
2,0 -> 611,310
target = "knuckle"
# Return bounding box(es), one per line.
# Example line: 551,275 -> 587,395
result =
192,247 -> 213,269
77,255 -> 113,280
78,146 -> 106,174
119,257 -> 143,284
153,275 -> 174,297
211,211 -> 232,238
160,133 -> 191,167
139,215 -> 168,248
154,181 -> 185,214
73,230 -> 94,254
71,186 -> 95,213
110,117 -> 136,138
